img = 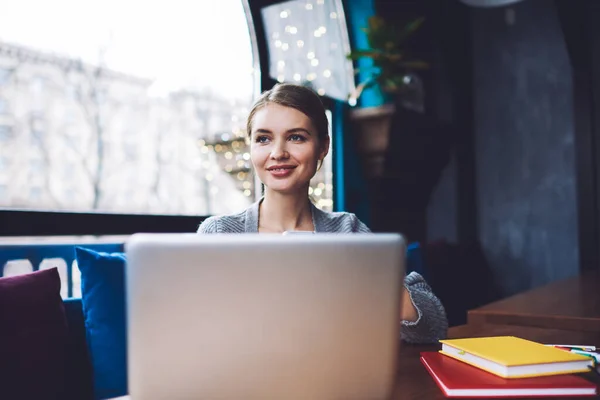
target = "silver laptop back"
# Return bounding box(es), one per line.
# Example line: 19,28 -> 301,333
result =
126,233 -> 405,400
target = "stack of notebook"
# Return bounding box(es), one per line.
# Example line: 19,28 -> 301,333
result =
421,336 -> 598,398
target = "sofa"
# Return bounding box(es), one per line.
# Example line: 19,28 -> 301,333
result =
0,247 -> 127,400
63,298 -> 95,400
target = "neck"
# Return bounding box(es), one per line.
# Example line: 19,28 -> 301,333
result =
259,189 -> 313,233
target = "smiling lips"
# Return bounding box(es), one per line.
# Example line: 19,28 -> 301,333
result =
267,165 -> 296,177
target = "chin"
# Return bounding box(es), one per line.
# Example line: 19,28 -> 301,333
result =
264,180 -> 310,196
266,184 -> 302,195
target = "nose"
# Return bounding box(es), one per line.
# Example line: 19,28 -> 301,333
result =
270,140 -> 289,160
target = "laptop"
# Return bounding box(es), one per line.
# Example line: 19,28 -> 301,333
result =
125,233 -> 406,400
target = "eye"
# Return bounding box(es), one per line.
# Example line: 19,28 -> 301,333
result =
254,135 -> 270,144
289,134 -> 306,142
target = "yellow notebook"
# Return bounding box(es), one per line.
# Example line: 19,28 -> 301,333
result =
439,336 -> 594,379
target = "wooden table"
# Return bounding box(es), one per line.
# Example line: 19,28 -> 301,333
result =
468,270 -> 600,332
391,324 -> 600,399
111,324 -> 600,400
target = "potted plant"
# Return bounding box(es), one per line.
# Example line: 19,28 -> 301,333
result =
346,16 -> 429,178
347,15 -> 428,104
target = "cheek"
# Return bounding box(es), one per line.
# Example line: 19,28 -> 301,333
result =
298,145 -> 321,163
250,146 -> 266,167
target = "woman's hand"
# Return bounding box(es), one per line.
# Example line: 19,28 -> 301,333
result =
401,286 -> 418,322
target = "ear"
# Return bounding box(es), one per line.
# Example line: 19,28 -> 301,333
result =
319,135 -> 330,161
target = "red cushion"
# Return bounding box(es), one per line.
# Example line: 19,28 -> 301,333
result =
0,268 -> 68,399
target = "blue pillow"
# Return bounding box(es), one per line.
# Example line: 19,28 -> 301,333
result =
75,247 -> 127,400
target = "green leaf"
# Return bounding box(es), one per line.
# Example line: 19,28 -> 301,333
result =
346,14 -> 428,101
398,17 -> 425,41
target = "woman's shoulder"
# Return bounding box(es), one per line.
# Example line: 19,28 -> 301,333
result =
197,208 -> 247,233
313,207 -> 371,233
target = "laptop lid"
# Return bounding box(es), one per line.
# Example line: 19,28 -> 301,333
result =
126,233 -> 405,400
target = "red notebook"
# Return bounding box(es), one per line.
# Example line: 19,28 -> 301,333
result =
420,352 -> 597,398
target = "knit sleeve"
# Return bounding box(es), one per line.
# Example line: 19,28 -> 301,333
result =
350,214 -> 372,233
400,271 -> 448,344
197,216 -> 219,234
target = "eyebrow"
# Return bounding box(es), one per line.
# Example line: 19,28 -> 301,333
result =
254,128 -> 312,136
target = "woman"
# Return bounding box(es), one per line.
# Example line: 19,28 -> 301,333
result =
198,83 -> 448,343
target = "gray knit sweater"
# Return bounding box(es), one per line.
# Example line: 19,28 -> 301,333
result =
197,199 -> 448,344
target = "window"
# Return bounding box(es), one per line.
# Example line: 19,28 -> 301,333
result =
0,68 -> 11,85
0,0 -> 257,216
260,0 -> 355,101
0,97 -> 8,115
0,125 -> 13,141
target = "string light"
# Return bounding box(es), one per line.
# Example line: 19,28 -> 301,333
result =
307,52 -> 315,59
293,73 -> 301,81
296,40 -> 304,48
323,69 -> 331,78
305,3 -> 313,10
330,12 -> 337,19
280,10 -> 289,18
311,58 -> 319,66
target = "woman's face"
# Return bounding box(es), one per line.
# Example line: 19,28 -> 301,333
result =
250,103 -> 329,195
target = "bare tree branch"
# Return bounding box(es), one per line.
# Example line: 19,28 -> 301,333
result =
26,113 -> 63,207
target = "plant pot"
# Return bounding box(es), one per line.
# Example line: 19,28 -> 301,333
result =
349,103 -> 396,178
